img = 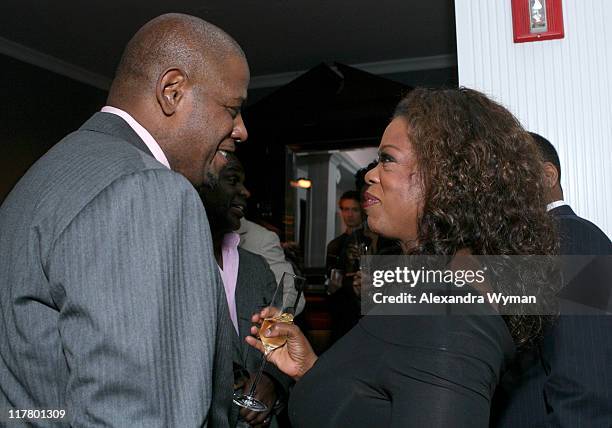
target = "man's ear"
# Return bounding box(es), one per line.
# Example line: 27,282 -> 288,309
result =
156,68 -> 188,116
542,162 -> 559,189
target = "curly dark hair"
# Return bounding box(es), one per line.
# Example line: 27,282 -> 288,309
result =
393,87 -> 559,351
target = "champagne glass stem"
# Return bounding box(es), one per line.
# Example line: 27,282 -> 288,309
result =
246,351 -> 269,398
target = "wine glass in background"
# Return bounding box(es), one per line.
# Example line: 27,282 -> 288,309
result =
327,268 -> 344,295
346,240 -> 369,297
233,272 -> 306,412
346,239 -> 370,272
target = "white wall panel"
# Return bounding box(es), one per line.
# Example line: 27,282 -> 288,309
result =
455,0 -> 612,237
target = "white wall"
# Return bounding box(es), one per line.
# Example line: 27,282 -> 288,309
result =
343,147 -> 378,168
455,0 -> 612,237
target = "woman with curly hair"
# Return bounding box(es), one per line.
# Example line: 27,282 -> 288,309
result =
246,88 -> 558,427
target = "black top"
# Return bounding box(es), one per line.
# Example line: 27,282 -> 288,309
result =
289,311 -> 514,427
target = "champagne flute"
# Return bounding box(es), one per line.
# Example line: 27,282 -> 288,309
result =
327,268 -> 344,295
233,272 -> 306,412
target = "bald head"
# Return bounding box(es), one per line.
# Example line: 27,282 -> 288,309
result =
109,13 -> 245,103
105,13 -> 250,187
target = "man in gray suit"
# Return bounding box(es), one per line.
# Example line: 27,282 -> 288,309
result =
0,13 -> 248,427
237,219 -> 305,316
198,153 -> 292,428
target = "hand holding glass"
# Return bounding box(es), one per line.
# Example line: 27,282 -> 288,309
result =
233,272 -> 306,412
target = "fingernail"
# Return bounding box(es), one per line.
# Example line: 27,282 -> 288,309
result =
264,329 -> 272,337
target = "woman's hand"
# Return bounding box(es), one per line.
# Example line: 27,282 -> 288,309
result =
246,307 -> 318,381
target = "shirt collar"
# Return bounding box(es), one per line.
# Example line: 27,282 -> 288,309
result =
546,200 -> 567,212
222,232 -> 241,251
101,106 -> 171,169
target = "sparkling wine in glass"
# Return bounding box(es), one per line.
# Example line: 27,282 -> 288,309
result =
260,312 -> 295,353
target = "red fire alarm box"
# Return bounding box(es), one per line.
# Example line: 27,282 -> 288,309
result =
512,0 -> 565,43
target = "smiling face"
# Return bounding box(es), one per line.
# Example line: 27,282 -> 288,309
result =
200,154 -> 250,233
363,117 -> 424,249
166,54 -> 250,187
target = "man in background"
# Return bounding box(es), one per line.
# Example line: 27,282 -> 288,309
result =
534,132 -> 611,254
0,13 -> 249,426
325,190 -> 367,342
492,132 -> 612,427
199,153 -> 292,428
238,218 -> 305,316
326,190 -> 366,276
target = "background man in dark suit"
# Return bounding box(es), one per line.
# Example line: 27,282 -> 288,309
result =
534,132 -> 611,254
325,190 -> 367,342
492,133 -> 612,427
199,153 -> 292,428
0,13 -> 249,427
326,191 -> 366,278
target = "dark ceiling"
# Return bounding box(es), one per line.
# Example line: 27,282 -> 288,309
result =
0,0 -> 456,82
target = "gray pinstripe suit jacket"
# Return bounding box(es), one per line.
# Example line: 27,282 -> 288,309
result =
0,112 -> 233,427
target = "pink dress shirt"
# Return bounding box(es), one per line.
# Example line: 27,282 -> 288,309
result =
218,232 -> 241,334
100,106 -> 171,169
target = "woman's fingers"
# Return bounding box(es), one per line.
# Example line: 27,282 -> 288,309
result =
245,335 -> 265,354
250,306 -> 279,323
